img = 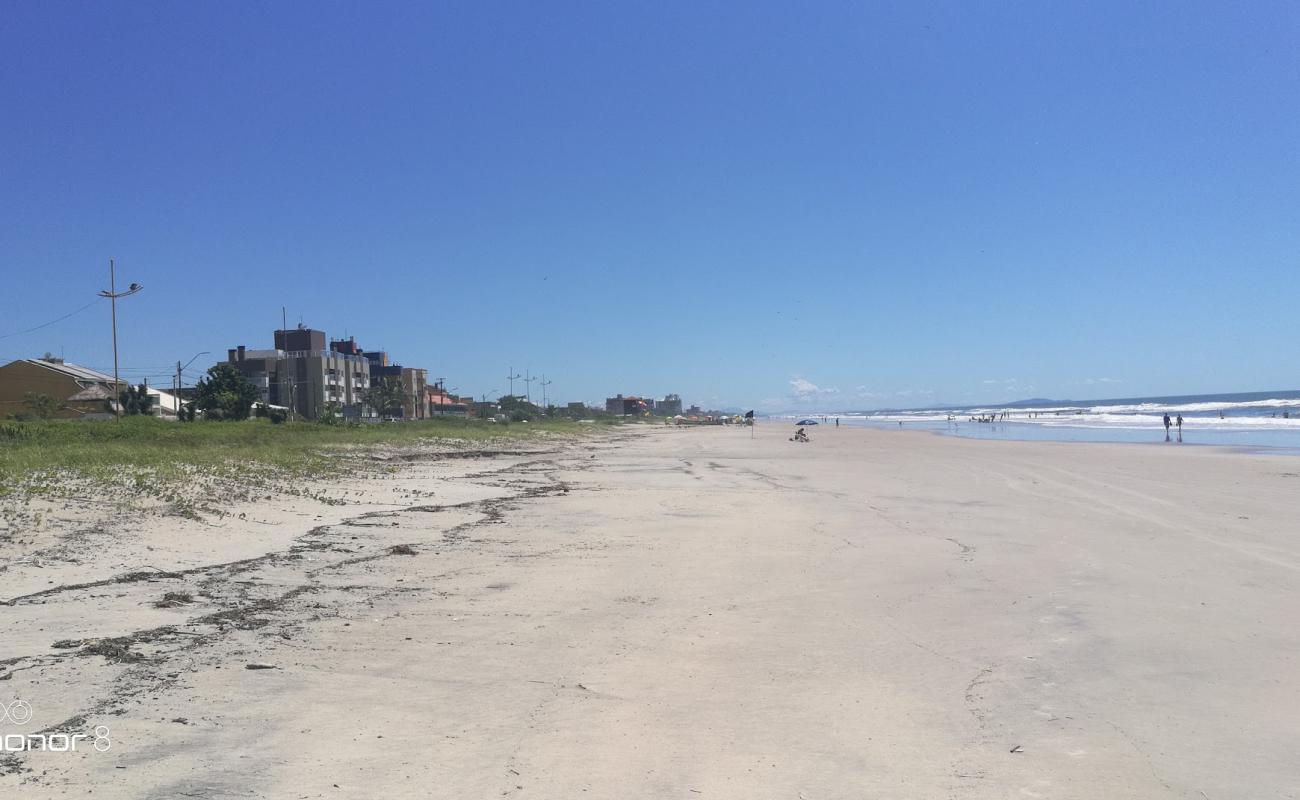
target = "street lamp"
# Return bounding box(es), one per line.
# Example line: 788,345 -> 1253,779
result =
480,389 -> 499,421
175,352 -> 210,416
97,259 -> 143,419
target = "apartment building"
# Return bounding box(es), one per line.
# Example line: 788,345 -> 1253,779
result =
226,326 -> 372,420
361,349 -> 428,419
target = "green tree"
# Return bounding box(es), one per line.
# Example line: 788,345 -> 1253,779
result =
118,384 -> 155,416
365,378 -> 405,419
319,401 -> 343,426
496,394 -> 540,421
21,392 -> 63,419
192,364 -> 259,421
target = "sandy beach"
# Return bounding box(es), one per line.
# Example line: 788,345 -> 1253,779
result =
2,425 -> 1297,799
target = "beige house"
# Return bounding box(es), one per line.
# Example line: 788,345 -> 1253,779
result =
0,358 -> 180,419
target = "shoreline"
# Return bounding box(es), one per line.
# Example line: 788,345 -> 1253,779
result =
772,416 -> 1300,453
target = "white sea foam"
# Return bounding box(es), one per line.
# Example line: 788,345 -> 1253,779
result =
777,394 -> 1300,433
839,413 -> 1300,430
1082,398 -> 1300,414
1025,413 -> 1300,430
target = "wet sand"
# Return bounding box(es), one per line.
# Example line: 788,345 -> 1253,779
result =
2,425 -> 1297,798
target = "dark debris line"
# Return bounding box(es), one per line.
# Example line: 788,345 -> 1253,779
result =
0,452 -> 589,775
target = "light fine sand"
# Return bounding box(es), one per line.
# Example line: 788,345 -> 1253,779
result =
1,426 -> 1297,798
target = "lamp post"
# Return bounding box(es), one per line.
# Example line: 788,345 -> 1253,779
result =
480,389 -> 499,421
97,259 -> 143,419
175,352 -> 210,417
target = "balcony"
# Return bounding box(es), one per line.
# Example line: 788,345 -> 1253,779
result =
281,350 -> 368,365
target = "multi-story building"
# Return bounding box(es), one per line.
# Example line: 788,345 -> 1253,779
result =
226,326 -> 372,420
605,394 -> 649,416
360,349 -> 428,419
401,367 -> 429,419
657,394 -> 683,416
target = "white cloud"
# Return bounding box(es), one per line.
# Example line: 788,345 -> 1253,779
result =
789,377 -> 836,398
1083,377 -> 1121,385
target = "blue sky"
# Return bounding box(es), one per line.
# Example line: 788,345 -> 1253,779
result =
1,2 -> 1296,411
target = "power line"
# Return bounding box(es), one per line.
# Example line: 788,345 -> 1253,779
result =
0,297 -> 104,341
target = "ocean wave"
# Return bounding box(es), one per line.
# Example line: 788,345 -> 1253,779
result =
1027,413 -> 1300,430
836,412 -> 1300,430
1082,398 -> 1300,414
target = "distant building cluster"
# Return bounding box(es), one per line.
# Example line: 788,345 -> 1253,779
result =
225,324 -> 471,421
1,329 -> 705,424
603,393 -> 684,417
0,322 -> 481,422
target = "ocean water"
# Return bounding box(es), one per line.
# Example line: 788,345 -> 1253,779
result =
781,390 -> 1300,452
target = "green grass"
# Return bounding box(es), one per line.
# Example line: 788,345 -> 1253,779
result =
0,415 -> 606,482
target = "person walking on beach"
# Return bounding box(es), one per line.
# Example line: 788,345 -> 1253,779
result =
1163,414 -> 1172,441
1176,414 -> 1183,432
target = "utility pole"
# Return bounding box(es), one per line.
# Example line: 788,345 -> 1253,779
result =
506,367 -> 520,398
540,375 -> 552,412
98,259 -> 143,419
523,370 -> 536,404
